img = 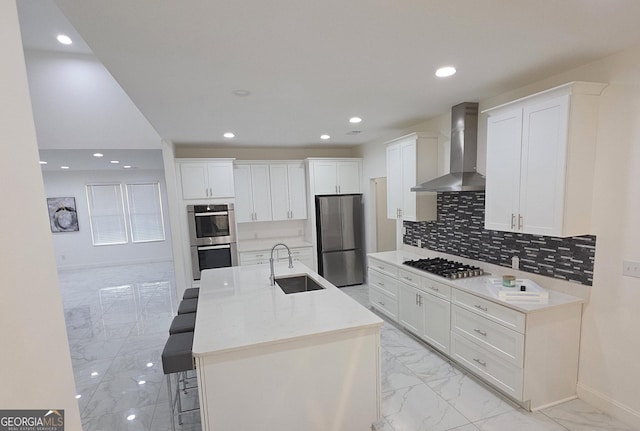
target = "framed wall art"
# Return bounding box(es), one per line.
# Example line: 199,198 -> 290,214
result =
47,197 -> 79,232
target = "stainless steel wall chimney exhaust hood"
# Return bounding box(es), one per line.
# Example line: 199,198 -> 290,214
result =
411,102 -> 485,192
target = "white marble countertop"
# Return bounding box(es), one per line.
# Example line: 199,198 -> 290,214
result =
368,250 -> 585,314
236,237 -> 313,252
192,262 -> 383,357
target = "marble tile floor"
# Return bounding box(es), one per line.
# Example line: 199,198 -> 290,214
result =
58,262 -> 635,431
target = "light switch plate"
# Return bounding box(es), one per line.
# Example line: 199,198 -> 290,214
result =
623,260 -> 640,278
512,256 -> 519,270
417,239 -> 422,248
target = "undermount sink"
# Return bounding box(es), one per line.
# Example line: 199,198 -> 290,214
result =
276,275 -> 325,294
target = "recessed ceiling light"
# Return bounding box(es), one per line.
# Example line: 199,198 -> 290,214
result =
435,66 -> 457,77
232,90 -> 251,97
223,132 -> 235,138
110,160 -> 119,164
146,362 -> 153,368
126,415 -> 136,421
349,117 -> 362,124
320,134 -> 330,140
75,394 -> 82,399
123,165 -> 132,169
90,372 -> 99,377
60,166 -> 70,170
39,160 -> 47,165
56,34 -> 72,45
93,153 -> 103,158
138,380 -> 146,385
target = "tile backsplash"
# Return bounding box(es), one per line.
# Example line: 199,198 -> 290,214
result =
403,191 -> 596,286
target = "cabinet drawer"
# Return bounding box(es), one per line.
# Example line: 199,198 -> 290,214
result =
278,247 -> 312,259
368,269 -> 398,297
452,305 -> 524,367
369,287 -> 398,321
368,258 -> 398,278
451,332 -> 523,401
398,269 -> 421,287
452,289 -> 525,333
240,250 -> 270,261
420,278 -> 451,301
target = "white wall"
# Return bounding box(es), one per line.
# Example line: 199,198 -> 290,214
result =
0,1 -> 82,428
357,44 -> 640,427
43,169 -> 173,269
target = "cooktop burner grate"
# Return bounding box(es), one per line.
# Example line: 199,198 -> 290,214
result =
402,258 -> 484,279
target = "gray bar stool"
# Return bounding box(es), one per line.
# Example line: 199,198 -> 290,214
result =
162,331 -> 199,431
183,288 -> 199,299
177,298 -> 198,315
169,313 -> 196,335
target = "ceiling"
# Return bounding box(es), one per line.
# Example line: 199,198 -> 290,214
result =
16,0 -> 640,151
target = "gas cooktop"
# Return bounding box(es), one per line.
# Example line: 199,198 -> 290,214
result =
402,258 -> 484,279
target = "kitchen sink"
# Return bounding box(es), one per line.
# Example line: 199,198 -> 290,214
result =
276,275 -> 325,294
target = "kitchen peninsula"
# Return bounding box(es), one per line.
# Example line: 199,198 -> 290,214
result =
193,261 -> 383,431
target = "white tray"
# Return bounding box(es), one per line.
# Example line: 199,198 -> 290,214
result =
488,278 -> 549,303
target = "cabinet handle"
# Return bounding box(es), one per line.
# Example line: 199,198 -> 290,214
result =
474,304 -> 488,312
429,285 -> 439,292
518,214 -> 523,230
377,282 -> 385,287
378,301 -> 385,307
474,328 -> 488,337
399,208 -> 403,218
415,294 -> 419,305
338,185 -> 341,193
418,295 -> 422,306
473,358 -> 487,367
403,276 -> 413,282
511,213 -> 516,229
377,266 -> 385,270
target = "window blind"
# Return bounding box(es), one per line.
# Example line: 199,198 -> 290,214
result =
126,182 -> 165,242
86,184 -> 128,245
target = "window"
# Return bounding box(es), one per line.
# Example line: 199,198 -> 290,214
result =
126,182 -> 165,242
86,184 -> 128,245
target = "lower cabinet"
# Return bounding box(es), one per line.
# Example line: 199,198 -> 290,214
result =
367,255 -> 582,410
397,271 -> 450,355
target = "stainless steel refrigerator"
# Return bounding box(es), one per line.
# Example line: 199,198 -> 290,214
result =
315,194 -> 364,287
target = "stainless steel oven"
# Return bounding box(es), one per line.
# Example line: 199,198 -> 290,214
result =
188,204 -> 237,280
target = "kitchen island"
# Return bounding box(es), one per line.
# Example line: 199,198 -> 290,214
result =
193,261 -> 383,431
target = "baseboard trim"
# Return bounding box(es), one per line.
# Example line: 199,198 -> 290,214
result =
577,383 -> 640,429
57,257 -> 173,271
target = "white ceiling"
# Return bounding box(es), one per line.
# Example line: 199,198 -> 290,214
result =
17,0 -> 640,150
38,149 -> 164,171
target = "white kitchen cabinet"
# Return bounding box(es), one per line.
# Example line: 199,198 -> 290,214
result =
397,270 -> 450,354
484,81 -> 607,237
179,159 -> 235,199
239,246 -> 313,267
386,133 -> 438,221
234,163 -> 272,223
307,158 -> 362,195
269,163 -> 307,221
367,251 -> 584,410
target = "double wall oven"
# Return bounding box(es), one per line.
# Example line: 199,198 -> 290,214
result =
187,204 -> 237,280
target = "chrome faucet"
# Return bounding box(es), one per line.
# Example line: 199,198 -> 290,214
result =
269,243 -> 293,286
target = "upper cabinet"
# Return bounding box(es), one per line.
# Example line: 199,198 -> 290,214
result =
386,133 -> 438,222
484,82 -> 607,237
269,163 -> 307,221
307,159 -> 362,195
234,163 -> 273,223
179,159 -> 235,199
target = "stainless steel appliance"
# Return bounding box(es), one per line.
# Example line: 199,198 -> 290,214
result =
187,204 -> 237,280
315,194 -> 364,287
403,258 -> 484,279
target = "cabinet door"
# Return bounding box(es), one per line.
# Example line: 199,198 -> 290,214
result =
208,161 -> 235,197
234,164 -> 254,223
422,293 -> 451,355
519,96 -> 569,236
287,163 -> 307,219
313,161 -> 338,194
336,161 -> 361,193
269,164 -> 290,221
398,283 -> 422,335
484,109 -> 523,232
400,140 -> 417,221
386,144 -> 402,219
180,163 -> 210,199
250,165 -> 272,222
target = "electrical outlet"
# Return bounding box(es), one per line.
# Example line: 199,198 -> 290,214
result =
402,226 -> 406,235
417,239 -> 422,248
623,260 -> 640,278
511,256 -> 519,270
